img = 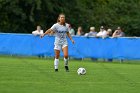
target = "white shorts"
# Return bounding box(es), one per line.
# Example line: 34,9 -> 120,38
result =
54,44 -> 68,50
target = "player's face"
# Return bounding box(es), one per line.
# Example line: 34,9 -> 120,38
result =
59,15 -> 65,24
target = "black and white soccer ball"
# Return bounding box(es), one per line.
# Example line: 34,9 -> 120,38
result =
77,67 -> 86,75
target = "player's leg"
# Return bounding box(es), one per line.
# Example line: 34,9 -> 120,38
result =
54,45 -> 61,72
62,45 -> 69,72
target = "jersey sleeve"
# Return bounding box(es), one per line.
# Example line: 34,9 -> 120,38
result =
50,24 -> 57,32
66,23 -> 70,32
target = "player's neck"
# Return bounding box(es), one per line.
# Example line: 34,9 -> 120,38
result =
58,22 -> 65,26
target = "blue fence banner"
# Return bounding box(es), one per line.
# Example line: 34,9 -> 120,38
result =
0,33 -> 140,59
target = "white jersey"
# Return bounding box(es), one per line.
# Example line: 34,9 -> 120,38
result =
51,23 -> 69,45
96,30 -> 107,37
32,30 -> 44,36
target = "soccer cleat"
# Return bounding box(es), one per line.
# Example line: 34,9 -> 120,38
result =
65,66 -> 69,72
55,69 -> 58,72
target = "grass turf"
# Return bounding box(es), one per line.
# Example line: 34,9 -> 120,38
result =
0,56 -> 140,93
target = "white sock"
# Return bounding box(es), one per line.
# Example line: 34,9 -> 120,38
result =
54,58 -> 59,69
64,58 -> 68,66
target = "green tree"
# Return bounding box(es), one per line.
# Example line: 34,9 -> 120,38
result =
0,0 -> 140,36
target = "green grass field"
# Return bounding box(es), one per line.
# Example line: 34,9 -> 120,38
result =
0,56 -> 140,93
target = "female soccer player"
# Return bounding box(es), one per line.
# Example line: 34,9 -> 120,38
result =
41,13 -> 75,72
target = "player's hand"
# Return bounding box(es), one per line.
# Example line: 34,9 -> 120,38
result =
71,39 -> 75,44
40,34 -> 45,38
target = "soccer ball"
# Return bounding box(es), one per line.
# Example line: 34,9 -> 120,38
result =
77,67 -> 86,75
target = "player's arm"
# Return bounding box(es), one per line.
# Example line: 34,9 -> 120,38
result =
40,29 -> 53,38
67,32 -> 75,44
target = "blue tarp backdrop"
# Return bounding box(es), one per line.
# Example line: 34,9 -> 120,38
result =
0,33 -> 140,59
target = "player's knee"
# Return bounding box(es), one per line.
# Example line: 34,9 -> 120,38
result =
64,55 -> 68,59
55,54 -> 60,59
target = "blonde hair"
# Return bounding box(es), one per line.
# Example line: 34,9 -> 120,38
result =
90,27 -> 95,31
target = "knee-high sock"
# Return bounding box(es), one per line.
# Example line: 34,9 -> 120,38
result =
64,58 -> 68,66
54,58 -> 59,69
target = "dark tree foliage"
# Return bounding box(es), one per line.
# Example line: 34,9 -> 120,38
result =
0,0 -> 140,36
